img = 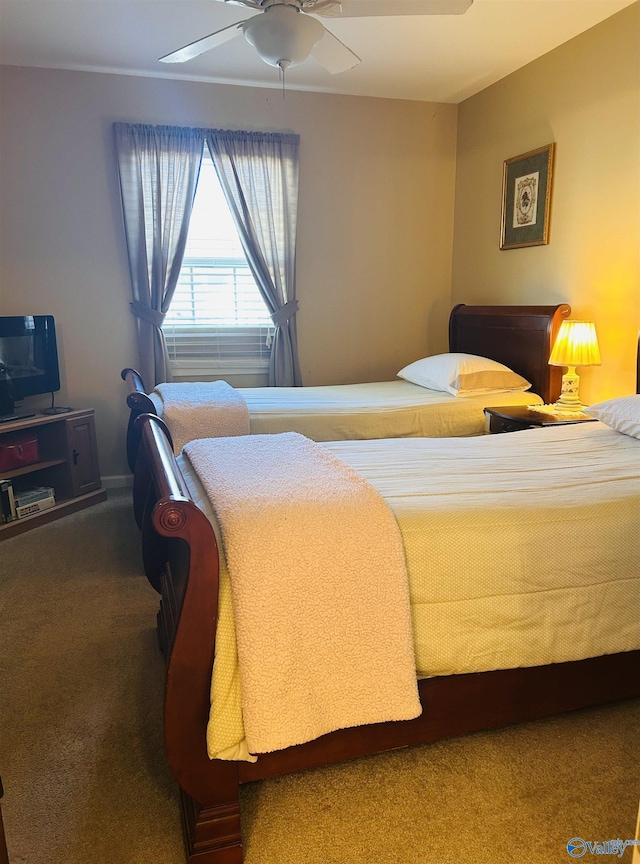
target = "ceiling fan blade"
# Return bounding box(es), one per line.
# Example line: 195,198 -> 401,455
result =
310,28 -> 361,74
214,0 -> 262,7
316,0 -> 474,17
159,19 -> 247,63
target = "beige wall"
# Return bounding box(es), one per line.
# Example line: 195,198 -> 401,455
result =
1,4 -> 636,482
452,3 -> 640,404
0,68 -> 457,481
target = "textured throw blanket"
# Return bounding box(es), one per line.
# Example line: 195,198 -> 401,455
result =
153,381 -> 250,454
184,432 -> 420,755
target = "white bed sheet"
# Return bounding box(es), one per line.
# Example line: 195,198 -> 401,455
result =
178,421 -> 640,761
325,422 -> 640,676
153,380 -> 540,441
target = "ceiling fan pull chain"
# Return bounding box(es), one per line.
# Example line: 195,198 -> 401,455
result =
278,58 -> 290,99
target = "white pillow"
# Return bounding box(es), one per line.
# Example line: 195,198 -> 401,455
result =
585,394 -> 640,439
397,352 -> 531,397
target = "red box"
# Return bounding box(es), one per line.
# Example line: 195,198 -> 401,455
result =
0,431 -> 40,472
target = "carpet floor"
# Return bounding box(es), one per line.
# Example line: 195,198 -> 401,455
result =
0,489 -> 638,864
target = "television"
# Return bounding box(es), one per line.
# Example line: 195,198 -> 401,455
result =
0,315 -> 61,421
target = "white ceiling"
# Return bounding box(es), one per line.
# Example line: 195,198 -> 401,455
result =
0,0 -> 635,103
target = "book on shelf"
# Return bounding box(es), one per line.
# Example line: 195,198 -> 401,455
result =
0,479 -> 16,523
11,485 -> 56,520
13,486 -> 55,509
16,496 -> 56,519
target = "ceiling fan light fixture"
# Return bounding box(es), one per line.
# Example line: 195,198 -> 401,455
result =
243,4 -> 324,68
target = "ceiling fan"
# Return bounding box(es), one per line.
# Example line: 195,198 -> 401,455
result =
159,0 -> 475,76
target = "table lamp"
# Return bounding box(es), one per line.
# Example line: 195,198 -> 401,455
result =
548,320 -> 601,411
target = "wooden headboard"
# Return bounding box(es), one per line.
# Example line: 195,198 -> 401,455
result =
448,304 -> 571,404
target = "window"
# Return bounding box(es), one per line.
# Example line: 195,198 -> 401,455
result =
163,151 -> 274,377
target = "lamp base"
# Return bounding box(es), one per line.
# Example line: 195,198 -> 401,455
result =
554,366 -> 585,412
552,400 -> 586,413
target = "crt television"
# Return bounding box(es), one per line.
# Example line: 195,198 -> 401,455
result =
0,315 -> 60,420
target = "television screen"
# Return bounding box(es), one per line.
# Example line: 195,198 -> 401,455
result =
0,315 -> 60,418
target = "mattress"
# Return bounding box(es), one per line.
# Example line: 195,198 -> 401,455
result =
153,380 -> 541,441
178,421 -> 640,761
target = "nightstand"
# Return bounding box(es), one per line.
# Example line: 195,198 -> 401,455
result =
484,405 -> 598,434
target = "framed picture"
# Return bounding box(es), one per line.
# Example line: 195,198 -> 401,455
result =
500,143 -> 555,250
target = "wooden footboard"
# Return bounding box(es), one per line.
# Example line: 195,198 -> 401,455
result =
135,413 -> 640,864
136,414 -> 243,861
122,367 -> 162,474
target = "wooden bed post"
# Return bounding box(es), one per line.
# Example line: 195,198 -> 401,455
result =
132,412 -> 174,532
138,415 -> 243,863
121,368 -> 159,473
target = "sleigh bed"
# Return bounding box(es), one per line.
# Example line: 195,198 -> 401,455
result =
122,303 -> 570,471
135,394 -> 640,863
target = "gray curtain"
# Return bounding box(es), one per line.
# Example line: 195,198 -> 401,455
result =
114,123 -> 203,387
204,129 -> 302,387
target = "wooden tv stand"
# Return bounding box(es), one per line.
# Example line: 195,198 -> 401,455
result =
0,409 -> 106,541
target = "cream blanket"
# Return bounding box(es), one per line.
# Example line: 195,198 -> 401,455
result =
183,432 -> 421,756
153,381 -> 249,453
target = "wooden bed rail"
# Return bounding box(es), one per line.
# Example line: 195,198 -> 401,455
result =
122,368 -> 160,473
136,413 -> 188,504
136,414 -> 243,860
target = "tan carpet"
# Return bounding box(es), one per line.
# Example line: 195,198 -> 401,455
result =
1,489 -> 638,864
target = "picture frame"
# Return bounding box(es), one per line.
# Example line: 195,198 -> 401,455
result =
500,143 -> 555,250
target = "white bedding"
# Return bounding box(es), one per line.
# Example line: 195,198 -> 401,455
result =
154,381 -> 250,453
325,423 -> 640,676
152,380 -> 541,443
178,421 -> 640,761
183,433 -> 420,756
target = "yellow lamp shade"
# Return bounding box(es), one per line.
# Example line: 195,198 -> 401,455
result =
549,320 -> 601,367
